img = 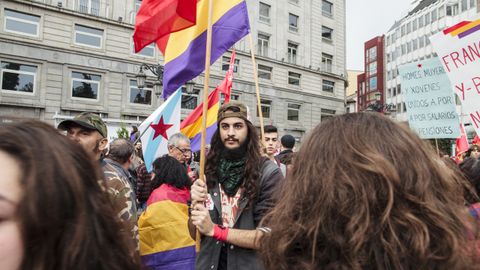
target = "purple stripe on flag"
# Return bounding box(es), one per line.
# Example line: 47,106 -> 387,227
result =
162,1 -> 250,98
459,24 -> 480,38
141,245 -> 195,270
189,123 -> 217,153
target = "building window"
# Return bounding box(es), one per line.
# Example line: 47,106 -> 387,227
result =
425,13 -> 431,24
322,26 -> 333,40
407,21 -> 411,33
129,80 -> 152,105
259,2 -> 271,23
131,0 -> 142,23
76,0 -> 100,16
4,9 -> 40,37
288,72 -> 301,85
470,0 -> 476,9
320,108 -> 335,120
134,43 -> 155,57
181,87 -> 199,110
322,79 -> 335,92
412,19 -> 417,31
438,6 -> 445,18
369,76 -> 377,90
74,24 -> 103,48
258,64 -> 272,80
287,42 -> 298,64
412,39 -> 418,50
322,53 -> 333,73
447,4 -> 459,16
257,33 -> 270,57
220,93 -> 239,104
289,13 -> 299,32
322,0 -> 333,17
287,103 -> 300,121
221,56 -> 240,73
289,0 -> 299,4
368,46 -> 377,61
368,61 -> 377,75
401,25 -> 405,36
407,41 -> 412,53
257,99 -> 272,118
419,36 -> 425,47
431,9 -> 437,21
461,0 -> 468,11
1,61 -> 37,93
418,16 -> 424,27
71,71 -> 101,100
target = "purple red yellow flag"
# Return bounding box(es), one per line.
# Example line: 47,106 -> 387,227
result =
157,0 -> 250,98
180,88 -> 220,152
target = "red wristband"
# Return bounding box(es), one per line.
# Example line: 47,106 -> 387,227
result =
212,224 -> 229,242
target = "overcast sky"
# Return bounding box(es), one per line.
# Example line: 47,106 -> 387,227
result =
346,0 -> 412,71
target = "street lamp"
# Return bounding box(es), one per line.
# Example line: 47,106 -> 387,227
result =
135,63 -> 195,98
136,63 -> 163,97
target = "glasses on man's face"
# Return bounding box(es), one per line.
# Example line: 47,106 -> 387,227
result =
175,146 -> 192,155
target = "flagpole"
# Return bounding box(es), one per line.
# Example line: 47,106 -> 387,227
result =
197,0 -> 214,252
247,34 -> 265,141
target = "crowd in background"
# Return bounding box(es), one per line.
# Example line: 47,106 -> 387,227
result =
2,105 -> 480,270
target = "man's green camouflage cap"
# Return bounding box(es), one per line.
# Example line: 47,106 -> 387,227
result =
217,101 -> 250,123
58,112 -> 108,138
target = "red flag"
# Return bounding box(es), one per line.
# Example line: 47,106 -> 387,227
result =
218,49 -> 236,104
133,0 -> 196,53
473,135 -> 480,145
455,124 -> 469,164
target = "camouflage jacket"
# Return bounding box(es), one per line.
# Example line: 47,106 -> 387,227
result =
101,159 -> 138,247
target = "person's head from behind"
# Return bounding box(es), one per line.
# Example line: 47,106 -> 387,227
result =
57,112 -> 108,161
167,133 -> 192,164
460,157 -> 480,198
280,134 -> 295,151
263,125 -> 278,157
0,120 -> 139,270
260,113 -> 473,270
107,138 -> 135,169
151,155 -> 191,190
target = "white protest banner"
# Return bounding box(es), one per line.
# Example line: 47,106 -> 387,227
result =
398,58 -> 460,139
430,18 -> 480,135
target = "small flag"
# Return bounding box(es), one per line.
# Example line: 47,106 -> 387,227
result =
139,88 -> 182,172
455,123 -> 469,164
180,88 -> 220,152
219,49 -> 236,104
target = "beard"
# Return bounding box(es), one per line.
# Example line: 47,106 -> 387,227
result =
220,139 -> 248,161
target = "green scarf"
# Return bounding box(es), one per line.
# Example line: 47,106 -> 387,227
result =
217,157 -> 246,197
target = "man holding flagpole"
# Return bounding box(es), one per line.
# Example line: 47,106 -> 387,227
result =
189,101 -> 284,270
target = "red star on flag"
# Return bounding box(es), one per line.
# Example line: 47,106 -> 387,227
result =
150,116 -> 173,140
417,63 -> 422,68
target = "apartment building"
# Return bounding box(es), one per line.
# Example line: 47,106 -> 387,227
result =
385,0 -> 478,122
0,0 -> 347,141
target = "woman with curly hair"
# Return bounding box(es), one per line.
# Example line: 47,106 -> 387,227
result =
0,120 -> 140,270
260,113 -> 479,270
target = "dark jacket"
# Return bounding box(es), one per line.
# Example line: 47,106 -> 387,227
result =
275,149 -> 293,165
196,159 -> 284,270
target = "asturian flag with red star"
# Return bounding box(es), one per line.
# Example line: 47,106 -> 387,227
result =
139,88 -> 182,172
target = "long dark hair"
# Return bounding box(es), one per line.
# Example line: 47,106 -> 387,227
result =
0,120 -> 140,270
206,119 -> 263,205
260,113 -> 476,269
151,155 -> 191,190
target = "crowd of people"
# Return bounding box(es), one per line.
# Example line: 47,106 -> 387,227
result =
2,101 -> 480,270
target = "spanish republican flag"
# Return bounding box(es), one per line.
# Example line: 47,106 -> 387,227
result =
139,184 -> 195,270
133,0 -> 197,53
157,0 -> 250,97
455,124 -> 469,164
181,88 -> 220,152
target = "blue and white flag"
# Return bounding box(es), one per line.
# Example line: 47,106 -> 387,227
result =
139,88 -> 182,172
